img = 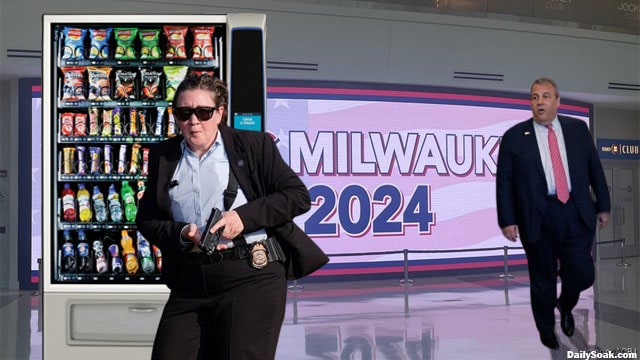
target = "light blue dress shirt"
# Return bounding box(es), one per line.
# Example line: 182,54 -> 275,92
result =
168,134 -> 268,248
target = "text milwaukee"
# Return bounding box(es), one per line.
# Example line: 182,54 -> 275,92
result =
289,131 -> 500,176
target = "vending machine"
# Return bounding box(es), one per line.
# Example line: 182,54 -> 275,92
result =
41,13 -> 266,359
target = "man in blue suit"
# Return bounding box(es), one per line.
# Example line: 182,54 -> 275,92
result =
496,77 -> 610,350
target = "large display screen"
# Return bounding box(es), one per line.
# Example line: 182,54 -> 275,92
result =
31,86 -> 42,283
18,79 -> 41,289
266,80 -> 591,276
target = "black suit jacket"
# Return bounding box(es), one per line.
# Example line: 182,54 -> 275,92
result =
136,126 -> 328,289
496,115 -> 610,244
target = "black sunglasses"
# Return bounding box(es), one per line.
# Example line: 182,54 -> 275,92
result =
173,106 -> 218,121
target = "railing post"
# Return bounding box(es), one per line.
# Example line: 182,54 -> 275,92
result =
398,249 -> 414,285
291,285 -> 299,324
288,279 -> 304,291
36,257 -> 43,332
33,258 -> 42,296
616,238 -> 631,268
499,246 -> 514,280
404,280 -> 410,315
287,280 -> 302,325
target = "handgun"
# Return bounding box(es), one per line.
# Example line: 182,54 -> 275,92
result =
199,207 -> 223,255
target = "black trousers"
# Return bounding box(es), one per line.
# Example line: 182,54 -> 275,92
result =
521,197 -> 595,333
151,259 -> 287,360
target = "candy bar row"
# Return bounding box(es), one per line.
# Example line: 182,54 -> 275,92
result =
61,144 -> 150,176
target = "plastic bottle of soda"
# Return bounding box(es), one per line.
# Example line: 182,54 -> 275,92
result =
121,180 -> 137,222
107,183 -> 123,222
136,231 -> 155,273
120,230 -> 139,274
77,183 -> 92,222
108,243 -> 123,274
76,229 -> 91,272
92,185 -> 108,222
93,240 -> 108,273
62,230 -> 76,273
61,183 -> 76,222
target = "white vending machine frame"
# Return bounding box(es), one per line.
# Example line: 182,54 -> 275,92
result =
41,13 -> 266,360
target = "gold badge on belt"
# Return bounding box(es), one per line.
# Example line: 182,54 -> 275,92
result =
250,242 -> 269,269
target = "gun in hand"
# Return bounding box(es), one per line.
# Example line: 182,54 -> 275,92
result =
199,207 -> 223,255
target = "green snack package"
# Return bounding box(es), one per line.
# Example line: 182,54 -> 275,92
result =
139,29 -> 161,60
164,66 -> 189,102
114,28 -> 138,60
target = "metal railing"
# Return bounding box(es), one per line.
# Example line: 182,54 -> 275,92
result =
596,238 -> 630,268
288,238 -> 632,290
286,238 -> 632,323
287,245 -> 526,291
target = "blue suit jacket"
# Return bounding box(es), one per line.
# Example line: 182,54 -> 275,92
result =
496,115 -> 610,244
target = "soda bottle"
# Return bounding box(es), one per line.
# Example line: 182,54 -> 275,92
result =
153,245 -> 162,273
92,185 -> 108,222
121,180 -> 137,222
108,243 -> 123,274
136,231 -> 155,274
62,230 -> 76,273
107,183 -> 123,222
61,183 -> 76,222
120,230 -> 139,274
76,229 -> 91,272
77,183 -> 92,222
93,240 -> 108,273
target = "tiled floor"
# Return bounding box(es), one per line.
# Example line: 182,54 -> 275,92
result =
1,257 -> 638,360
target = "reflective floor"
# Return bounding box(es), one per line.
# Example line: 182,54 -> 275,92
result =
1,257 -> 638,360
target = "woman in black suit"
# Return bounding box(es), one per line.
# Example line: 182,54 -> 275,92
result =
137,73 -> 327,359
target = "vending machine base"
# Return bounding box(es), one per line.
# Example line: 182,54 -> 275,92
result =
43,291 -> 169,360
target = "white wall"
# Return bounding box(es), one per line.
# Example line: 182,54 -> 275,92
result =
2,0 -> 639,98
0,0 -> 638,288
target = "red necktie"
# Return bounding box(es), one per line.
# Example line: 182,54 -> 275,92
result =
547,124 -> 570,203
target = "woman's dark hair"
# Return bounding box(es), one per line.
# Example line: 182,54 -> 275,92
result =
173,72 -> 229,124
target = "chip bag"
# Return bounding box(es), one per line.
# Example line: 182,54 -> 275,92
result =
114,28 -> 138,60
191,26 -> 215,60
140,68 -> 163,100
89,28 -> 112,60
61,67 -> 86,101
189,69 -> 216,78
87,67 -> 112,101
139,29 -> 161,60
164,26 -> 187,60
164,66 -> 189,102
61,27 -> 87,60
114,69 -> 137,100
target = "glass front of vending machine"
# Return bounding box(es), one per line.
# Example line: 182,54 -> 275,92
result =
41,13 -> 266,360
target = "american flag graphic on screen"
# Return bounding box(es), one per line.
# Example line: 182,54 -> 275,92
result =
266,80 -> 591,276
